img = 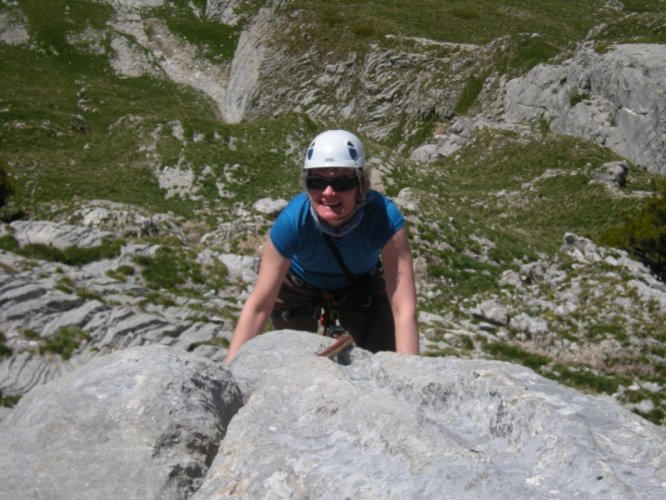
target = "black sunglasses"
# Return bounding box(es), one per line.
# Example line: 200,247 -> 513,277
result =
306,175 -> 359,192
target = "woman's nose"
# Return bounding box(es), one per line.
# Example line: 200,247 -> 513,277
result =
322,184 -> 336,195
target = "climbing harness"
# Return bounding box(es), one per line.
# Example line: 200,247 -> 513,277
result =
316,291 -> 354,359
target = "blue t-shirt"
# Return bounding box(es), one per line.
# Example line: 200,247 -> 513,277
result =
270,190 -> 405,290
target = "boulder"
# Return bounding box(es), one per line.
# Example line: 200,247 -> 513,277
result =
0,346 -> 242,500
194,331 -> 666,498
1,328 -> 664,499
591,161 -> 628,190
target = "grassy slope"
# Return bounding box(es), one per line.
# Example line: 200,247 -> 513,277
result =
1,0 -> 310,221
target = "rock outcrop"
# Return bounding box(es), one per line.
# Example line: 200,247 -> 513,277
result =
0,346 -> 242,500
1,333 -> 664,499
0,219 -> 235,399
503,43 -> 666,174
0,3 -> 29,46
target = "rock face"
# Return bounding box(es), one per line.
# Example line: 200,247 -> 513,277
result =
195,332 -> 665,498
503,43 -> 666,174
0,345 -> 243,500
224,6 -> 276,123
108,14 -> 230,120
1,332 -> 664,499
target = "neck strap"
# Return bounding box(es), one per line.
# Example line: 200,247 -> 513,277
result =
323,233 -> 354,279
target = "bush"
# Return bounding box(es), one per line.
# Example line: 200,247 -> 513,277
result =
0,332 -> 12,357
0,164 -> 15,208
601,181 -> 666,282
0,391 -> 21,408
0,235 -> 20,252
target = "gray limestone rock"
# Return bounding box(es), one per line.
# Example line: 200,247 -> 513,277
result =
0,345 -> 242,500
592,160 -> 628,190
504,43 -> 666,174
10,220 -> 117,249
253,197 -> 288,216
195,331 -> 666,499
0,6 -> 29,46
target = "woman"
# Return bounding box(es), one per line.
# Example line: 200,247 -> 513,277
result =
224,129 -> 419,364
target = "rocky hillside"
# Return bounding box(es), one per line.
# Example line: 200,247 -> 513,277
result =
1,0 -> 665,451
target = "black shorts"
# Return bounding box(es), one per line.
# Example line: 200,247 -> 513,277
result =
271,269 -> 396,353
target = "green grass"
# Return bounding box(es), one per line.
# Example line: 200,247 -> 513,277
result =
484,341 -> 551,371
0,236 -> 123,266
550,363 -> 629,396
455,73 -> 488,115
1,32 -> 310,220
390,131 -> 659,301
590,12 -> 666,44
132,245 -> 230,293
17,0 -> 113,54
1,1 -> 310,222
587,323 -> 628,342
283,0 -> 619,48
155,1 -> 241,63
133,247 -> 201,291
106,265 -> 135,281
39,326 -> 90,360
433,134 -> 646,246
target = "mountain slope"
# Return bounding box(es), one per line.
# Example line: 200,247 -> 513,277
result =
1,0 -> 665,424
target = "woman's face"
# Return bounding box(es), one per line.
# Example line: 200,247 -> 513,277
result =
307,168 -> 360,227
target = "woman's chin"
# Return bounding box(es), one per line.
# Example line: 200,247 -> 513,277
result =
317,209 -> 348,227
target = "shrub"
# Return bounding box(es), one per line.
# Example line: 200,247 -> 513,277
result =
106,265 -> 135,281
0,332 -> 12,357
0,235 -> 19,252
0,391 -> 21,408
0,163 -> 16,209
600,181 -> 666,282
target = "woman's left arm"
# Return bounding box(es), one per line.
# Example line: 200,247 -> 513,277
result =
381,227 -> 419,355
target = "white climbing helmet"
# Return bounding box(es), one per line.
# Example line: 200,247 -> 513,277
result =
303,129 -> 365,169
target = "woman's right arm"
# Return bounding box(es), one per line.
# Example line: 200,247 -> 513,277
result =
224,239 -> 292,364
